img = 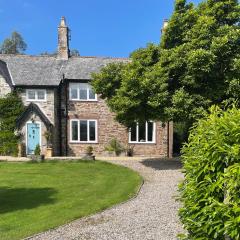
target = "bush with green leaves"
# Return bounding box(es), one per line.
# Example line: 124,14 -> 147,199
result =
34,144 -> 41,156
179,106 -> 240,239
105,138 -> 125,156
0,91 -> 24,156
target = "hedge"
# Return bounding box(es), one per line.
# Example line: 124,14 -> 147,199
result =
179,106 -> 240,240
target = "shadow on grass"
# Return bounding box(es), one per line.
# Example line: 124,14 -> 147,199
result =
0,187 -> 57,214
141,159 -> 182,171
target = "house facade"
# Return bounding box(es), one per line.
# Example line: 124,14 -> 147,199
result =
0,17 -> 173,158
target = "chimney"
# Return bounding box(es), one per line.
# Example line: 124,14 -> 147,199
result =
161,19 -> 169,34
57,17 -> 69,60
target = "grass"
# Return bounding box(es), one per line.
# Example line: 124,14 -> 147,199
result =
0,160 -> 142,240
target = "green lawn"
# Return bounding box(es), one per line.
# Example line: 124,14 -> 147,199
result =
0,160 -> 142,240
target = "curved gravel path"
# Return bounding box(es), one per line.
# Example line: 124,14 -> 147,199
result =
28,159 -> 184,240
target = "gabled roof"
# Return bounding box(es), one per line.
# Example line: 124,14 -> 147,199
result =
16,102 -> 53,129
0,54 -> 129,86
0,60 -> 14,88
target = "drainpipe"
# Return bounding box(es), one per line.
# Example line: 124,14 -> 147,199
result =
167,122 -> 170,158
65,77 -> 69,156
58,79 -> 63,156
167,121 -> 173,159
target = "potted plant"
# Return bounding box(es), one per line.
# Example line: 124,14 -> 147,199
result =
82,146 -> 95,160
14,130 -> 24,157
31,144 -> 45,162
126,145 -> 134,157
44,130 -> 53,158
105,138 -> 125,156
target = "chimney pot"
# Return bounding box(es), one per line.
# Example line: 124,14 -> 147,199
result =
60,16 -> 67,27
57,17 -> 69,60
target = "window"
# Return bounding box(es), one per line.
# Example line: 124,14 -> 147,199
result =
69,83 -> 97,101
129,122 -> 156,143
70,119 -> 97,143
26,89 -> 46,101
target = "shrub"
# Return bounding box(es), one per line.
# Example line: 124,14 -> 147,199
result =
0,91 -> 24,156
179,106 -> 240,240
34,144 -> 41,156
85,146 -> 94,155
105,138 -> 125,156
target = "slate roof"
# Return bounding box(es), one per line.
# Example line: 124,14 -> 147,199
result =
0,54 -> 129,86
0,60 -> 13,88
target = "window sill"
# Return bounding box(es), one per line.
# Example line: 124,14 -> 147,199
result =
69,141 -> 98,144
128,142 -> 156,145
26,99 -> 47,102
69,99 -> 98,102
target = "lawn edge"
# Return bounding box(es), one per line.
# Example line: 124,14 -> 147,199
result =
24,160 -> 144,240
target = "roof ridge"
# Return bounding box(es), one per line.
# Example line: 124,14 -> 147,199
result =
0,54 -> 56,58
0,54 -> 130,60
70,56 -> 130,60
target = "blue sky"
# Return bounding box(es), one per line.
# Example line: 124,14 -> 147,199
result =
0,0 -> 202,57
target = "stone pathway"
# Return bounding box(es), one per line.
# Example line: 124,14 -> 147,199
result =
28,159 -> 184,240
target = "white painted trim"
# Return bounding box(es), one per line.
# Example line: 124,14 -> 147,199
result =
26,121 -> 42,155
69,119 -> 98,143
6,62 -> 15,86
26,89 -> 47,102
69,83 -> 97,101
129,122 -> 156,144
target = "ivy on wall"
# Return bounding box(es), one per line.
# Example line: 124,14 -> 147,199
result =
0,91 -> 25,156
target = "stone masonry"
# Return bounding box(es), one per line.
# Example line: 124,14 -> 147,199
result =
0,74 -> 11,97
67,90 -> 170,157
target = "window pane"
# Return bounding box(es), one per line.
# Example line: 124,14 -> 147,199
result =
71,121 -> 78,141
130,123 -> 137,142
147,122 -> 153,142
138,122 -> 146,142
89,87 -> 96,100
28,90 -> 35,100
37,90 -> 45,100
80,120 -> 88,141
79,89 -> 87,100
71,88 -> 78,99
89,121 -> 96,141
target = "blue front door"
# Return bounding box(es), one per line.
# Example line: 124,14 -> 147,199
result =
27,123 -> 40,155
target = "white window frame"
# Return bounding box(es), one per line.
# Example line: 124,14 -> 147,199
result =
69,83 -> 97,101
70,119 -> 98,143
129,122 -> 156,144
26,89 -> 47,102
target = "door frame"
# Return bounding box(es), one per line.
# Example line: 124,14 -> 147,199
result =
26,121 -> 42,155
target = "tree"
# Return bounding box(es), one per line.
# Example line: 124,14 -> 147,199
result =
0,31 -> 27,54
0,91 -> 25,155
70,49 -> 80,56
39,49 -> 80,57
92,44 -> 163,126
92,0 -> 240,127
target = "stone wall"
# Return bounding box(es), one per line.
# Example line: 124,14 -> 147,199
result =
66,86 -> 170,157
0,74 -> 11,97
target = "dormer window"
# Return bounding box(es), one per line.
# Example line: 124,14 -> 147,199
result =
26,89 -> 47,102
69,83 -> 97,101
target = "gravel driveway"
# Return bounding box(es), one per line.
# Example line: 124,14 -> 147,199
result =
28,159 -> 184,240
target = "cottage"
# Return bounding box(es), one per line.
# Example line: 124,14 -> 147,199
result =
0,17 -> 173,158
